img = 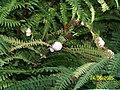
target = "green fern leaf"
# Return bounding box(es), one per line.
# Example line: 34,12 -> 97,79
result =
83,0 -> 95,23
4,55 -> 34,64
72,62 -> 96,79
73,59 -> 109,90
67,45 -> 105,60
115,0 -> 119,9
109,32 -> 120,53
3,75 -> 57,90
66,0 -> 86,21
108,53 -> 120,77
96,80 -> 120,89
97,0 -> 109,12
0,35 -> 24,45
60,3 -> 68,25
55,70 -> 73,90
0,79 -> 15,90
10,39 -> 50,52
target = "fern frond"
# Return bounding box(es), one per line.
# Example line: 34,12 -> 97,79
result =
10,39 -> 50,52
42,21 -> 50,40
97,0 -> 109,12
3,75 -> 57,90
108,53 -> 120,77
4,55 -> 34,64
109,32 -> 120,53
60,3 -> 68,25
114,0 -> 119,9
26,0 -> 39,10
0,35 -> 24,45
66,0 -> 86,21
73,58 -> 109,90
0,79 -> 15,90
42,7 -> 57,39
42,52 -> 82,67
0,18 -> 20,27
12,1 -> 26,9
0,59 -> 7,66
35,66 -> 65,73
25,14 -> 41,28
0,73 -> 13,84
67,45 -> 105,60
0,0 -> 22,27
0,67 -> 33,74
0,0 -> 16,18
0,38 -> 8,55
55,72 -> 73,90
95,14 -> 120,21
83,0 -> 95,23
96,80 -> 120,89
72,62 -> 96,79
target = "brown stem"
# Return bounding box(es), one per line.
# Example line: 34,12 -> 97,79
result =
64,20 -> 81,39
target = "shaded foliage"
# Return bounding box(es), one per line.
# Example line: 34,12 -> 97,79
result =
0,0 -> 120,90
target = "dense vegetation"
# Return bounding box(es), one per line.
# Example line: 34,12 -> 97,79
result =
0,0 -> 120,89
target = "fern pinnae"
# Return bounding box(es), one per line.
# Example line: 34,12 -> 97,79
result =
60,3 -> 68,25
66,0 -> 86,21
72,62 -> 96,79
0,72 -> 13,84
0,18 -> 20,27
0,67 -> 34,74
0,79 -> 15,90
0,0 -> 16,18
83,0 -> 95,23
67,45 -> 105,58
96,80 -> 120,89
108,53 -> 120,76
12,2 -> 26,9
73,59 -> 109,90
35,67 -> 62,73
97,0 -> 109,12
10,39 -> 50,52
0,35 -> 24,45
114,0 -> 119,9
55,72 -> 73,90
4,55 -> 34,64
0,0 -> 21,27
3,75 -> 57,90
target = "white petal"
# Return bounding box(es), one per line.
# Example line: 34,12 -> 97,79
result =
52,41 -> 62,51
26,28 -> 31,33
26,33 -> 31,36
81,21 -> 84,26
26,28 -> 32,36
49,48 -> 54,52
98,37 -> 105,47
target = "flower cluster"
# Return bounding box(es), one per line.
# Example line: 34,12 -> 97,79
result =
94,36 -> 114,59
49,41 -> 63,52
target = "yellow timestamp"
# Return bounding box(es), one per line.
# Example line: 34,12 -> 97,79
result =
90,75 -> 115,81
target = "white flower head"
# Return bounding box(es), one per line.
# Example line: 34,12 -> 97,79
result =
26,28 -> 32,36
81,21 -> 85,26
98,37 -> 105,47
49,41 -> 62,52
107,49 -> 114,59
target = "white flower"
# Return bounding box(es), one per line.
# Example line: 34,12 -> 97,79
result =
49,41 -> 62,52
26,28 -> 32,36
81,21 -> 84,26
107,49 -> 114,59
98,37 -> 105,47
